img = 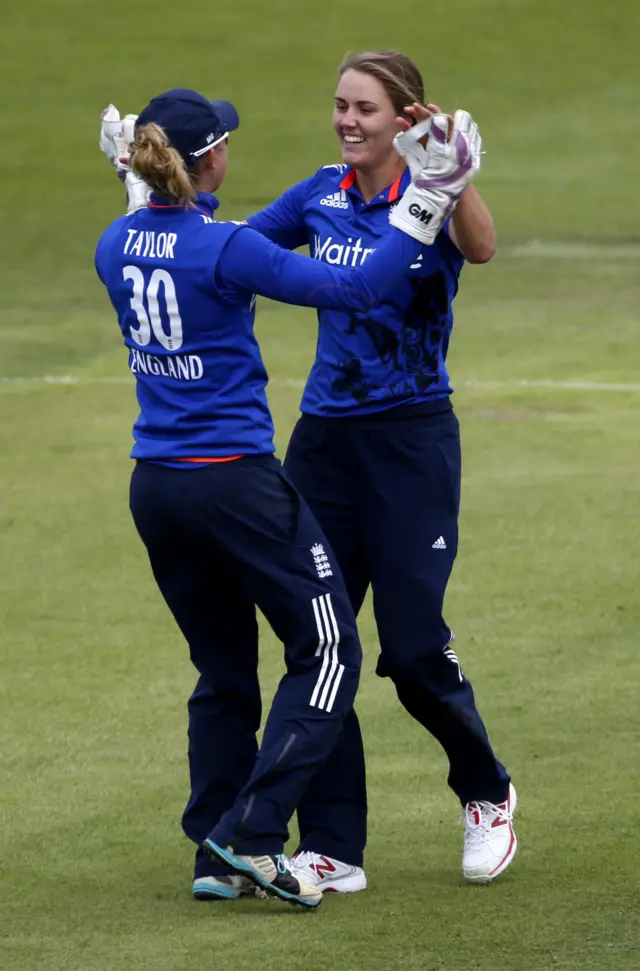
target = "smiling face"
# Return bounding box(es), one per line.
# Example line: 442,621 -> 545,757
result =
333,68 -> 404,174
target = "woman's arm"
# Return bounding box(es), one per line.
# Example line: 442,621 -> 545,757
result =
215,225 -> 423,312
246,177 -> 314,250
399,103 -> 495,264
448,186 -> 496,264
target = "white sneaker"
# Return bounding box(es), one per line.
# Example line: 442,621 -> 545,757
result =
462,783 -> 518,883
192,874 -> 255,901
292,851 -> 367,893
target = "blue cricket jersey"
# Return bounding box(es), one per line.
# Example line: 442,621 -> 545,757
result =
248,165 -> 465,416
95,191 -> 424,461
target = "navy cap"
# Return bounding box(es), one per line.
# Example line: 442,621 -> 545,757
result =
136,88 -> 239,161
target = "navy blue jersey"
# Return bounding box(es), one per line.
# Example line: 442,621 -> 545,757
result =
248,166 -> 465,416
95,191 -> 423,461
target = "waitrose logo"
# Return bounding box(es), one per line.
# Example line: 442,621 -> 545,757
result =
313,235 -> 376,267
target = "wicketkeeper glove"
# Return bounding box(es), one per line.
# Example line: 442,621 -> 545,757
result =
99,104 -> 150,214
389,111 -> 482,245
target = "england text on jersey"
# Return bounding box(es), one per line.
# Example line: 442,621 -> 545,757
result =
129,348 -> 204,380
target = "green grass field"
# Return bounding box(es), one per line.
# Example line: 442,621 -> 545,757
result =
1,2 -> 639,969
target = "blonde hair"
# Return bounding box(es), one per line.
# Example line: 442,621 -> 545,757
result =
129,123 -> 197,206
338,50 -> 425,118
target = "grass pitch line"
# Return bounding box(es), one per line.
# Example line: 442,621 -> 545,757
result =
506,240 -> 640,261
0,375 -> 131,386
461,379 -> 640,392
2,376 -> 640,393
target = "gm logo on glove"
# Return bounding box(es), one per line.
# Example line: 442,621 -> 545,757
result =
408,203 -> 433,224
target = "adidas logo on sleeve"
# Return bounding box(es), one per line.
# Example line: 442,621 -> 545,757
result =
320,190 -> 349,210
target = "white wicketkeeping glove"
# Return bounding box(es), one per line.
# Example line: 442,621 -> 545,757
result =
99,104 -> 150,214
122,170 -> 151,215
389,111 -> 482,245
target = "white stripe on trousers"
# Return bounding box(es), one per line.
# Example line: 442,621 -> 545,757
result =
309,593 -> 345,713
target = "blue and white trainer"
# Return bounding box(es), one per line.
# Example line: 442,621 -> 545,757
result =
192,873 -> 256,901
203,841 -> 322,908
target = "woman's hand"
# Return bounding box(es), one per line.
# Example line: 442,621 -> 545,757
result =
395,102 -> 453,141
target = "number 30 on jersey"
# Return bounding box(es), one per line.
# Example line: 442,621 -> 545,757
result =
123,266 -> 183,351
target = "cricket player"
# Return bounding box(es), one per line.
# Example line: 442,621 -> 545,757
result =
246,51 -> 517,893
95,86 -> 476,906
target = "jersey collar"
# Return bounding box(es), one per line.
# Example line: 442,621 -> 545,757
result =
195,191 -> 221,214
338,166 -> 411,207
148,191 -> 220,216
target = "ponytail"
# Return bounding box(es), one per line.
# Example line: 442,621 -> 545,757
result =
129,122 -> 196,205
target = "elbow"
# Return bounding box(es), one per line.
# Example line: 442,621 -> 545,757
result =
465,239 -> 497,264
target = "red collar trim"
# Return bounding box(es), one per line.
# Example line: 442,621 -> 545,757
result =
148,200 -> 185,209
147,200 -> 213,218
338,168 -> 357,190
338,168 -> 404,203
388,174 -> 403,203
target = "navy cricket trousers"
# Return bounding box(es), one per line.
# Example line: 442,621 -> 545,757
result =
129,455 -> 362,857
284,403 -> 510,866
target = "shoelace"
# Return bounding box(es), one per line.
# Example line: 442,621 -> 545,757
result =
461,798 -> 514,844
291,851 -> 314,872
275,853 -> 290,876
251,853 -> 294,879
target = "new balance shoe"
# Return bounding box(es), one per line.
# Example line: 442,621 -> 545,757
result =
203,840 -> 322,908
292,852 -> 367,893
192,873 -> 256,901
462,783 -> 518,882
